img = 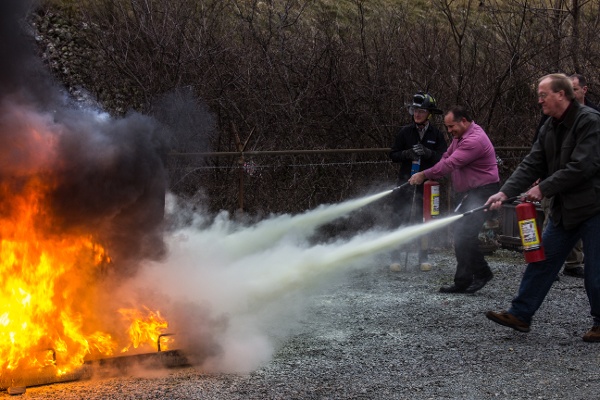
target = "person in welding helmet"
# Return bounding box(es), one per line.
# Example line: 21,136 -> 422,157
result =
408,105 -> 500,293
389,91 -> 447,269
485,73 -> 600,342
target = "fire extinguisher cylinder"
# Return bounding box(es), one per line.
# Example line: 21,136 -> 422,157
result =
515,201 -> 545,262
422,180 -> 440,222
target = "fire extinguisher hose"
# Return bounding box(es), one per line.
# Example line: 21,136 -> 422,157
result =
461,196 -> 519,216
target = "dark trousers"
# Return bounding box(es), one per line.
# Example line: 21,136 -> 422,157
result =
509,213 -> 600,325
541,197 -> 584,269
452,182 -> 499,287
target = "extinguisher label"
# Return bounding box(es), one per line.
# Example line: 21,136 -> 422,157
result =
431,186 -> 440,216
518,218 -> 541,249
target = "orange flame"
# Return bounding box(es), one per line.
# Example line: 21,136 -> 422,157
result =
119,307 -> 170,353
0,173 -> 169,379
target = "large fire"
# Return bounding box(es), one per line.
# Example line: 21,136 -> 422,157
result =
0,171 -> 169,379
0,0 -> 174,383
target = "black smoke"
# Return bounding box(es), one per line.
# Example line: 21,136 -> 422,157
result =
0,0 -> 170,272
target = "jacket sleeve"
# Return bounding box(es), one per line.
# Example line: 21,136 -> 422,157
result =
500,139 -> 547,198
390,126 -> 411,163
539,111 -> 600,198
430,130 -> 448,164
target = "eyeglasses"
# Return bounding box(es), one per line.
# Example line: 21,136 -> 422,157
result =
538,90 -> 561,100
409,106 -> 429,115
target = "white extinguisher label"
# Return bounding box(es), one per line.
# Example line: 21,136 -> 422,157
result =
518,218 -> 541,249
431,186 -> 440,216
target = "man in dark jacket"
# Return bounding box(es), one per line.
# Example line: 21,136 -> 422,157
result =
485,73 -> 600,342
534,74 -> 598,278
389,92 -> 447,269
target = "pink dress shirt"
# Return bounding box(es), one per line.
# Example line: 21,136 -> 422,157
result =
423,122 -> 499,193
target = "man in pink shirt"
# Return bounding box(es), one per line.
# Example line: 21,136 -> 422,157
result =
409,105 -> 500,293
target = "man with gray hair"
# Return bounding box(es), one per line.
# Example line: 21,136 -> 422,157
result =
485,73 -> 600,342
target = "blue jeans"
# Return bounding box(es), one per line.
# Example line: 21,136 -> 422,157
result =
509,212 -> 600,326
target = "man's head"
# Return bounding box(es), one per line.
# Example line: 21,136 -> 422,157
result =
408,91 -> 442,125
570,74 -> 588,104
443,106 -> 473,139
538,73 -> 575,118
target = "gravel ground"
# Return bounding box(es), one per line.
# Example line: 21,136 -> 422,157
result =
7,248 -> 600,399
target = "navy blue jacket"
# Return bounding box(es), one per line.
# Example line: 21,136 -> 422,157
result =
390,123 -> 448,181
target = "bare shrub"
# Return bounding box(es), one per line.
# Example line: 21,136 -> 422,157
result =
31,0 -> 600,217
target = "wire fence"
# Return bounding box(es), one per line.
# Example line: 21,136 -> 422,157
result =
169,147 -> 529,212
167,146 -> 532,251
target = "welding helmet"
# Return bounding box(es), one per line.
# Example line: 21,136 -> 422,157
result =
408,91 -> 443,116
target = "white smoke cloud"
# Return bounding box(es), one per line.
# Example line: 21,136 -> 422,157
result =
131,193 -> 461,373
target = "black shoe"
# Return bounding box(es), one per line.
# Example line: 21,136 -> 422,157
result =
439,284 -> 468,293
563,266 -> 584,278
465,272 -> 493,293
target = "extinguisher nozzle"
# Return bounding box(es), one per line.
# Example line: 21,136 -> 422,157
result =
392,182 -> 410,191
462,204 -> 489,216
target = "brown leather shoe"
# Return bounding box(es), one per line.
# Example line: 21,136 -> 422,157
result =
583,326 -> 600,342
485,310 -> 530,332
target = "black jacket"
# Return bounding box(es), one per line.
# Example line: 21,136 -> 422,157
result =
503,101 -> 600,230
533,98 -> 599,144
389,123 -> 447,181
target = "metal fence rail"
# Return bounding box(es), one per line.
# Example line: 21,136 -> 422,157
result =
168,146 -> 529,217
169,147 -> 530,158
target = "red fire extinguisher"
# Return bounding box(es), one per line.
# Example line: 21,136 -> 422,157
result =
515,201 -> 545,262
422,180 -> 440,222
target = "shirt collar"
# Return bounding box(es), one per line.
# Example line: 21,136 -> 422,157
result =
552,100 -> 575,125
